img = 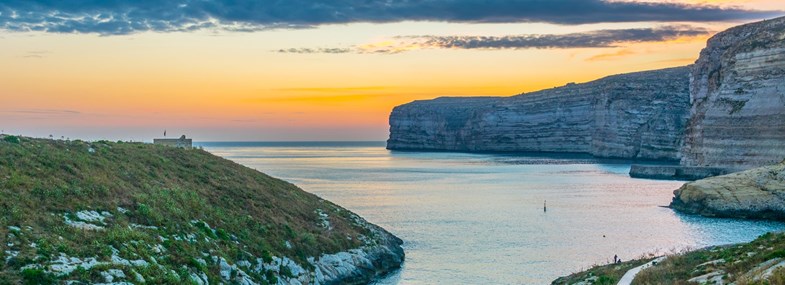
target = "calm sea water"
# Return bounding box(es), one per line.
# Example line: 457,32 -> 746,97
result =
198,142 -> 785,284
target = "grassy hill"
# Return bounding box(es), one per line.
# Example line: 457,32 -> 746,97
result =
553,232 -> 785,284
0,135 -> 403,284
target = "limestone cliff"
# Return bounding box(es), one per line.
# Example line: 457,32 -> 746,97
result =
680,16 -> 785,169
670,162 -> 785,219
387,67 -> 691,160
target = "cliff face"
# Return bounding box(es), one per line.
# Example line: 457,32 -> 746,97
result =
387,67 -> 691,160
670,162 -> 785,220
389,16 -> 785,168
681,17 -> 785,169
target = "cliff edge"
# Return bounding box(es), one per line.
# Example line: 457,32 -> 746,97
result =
387,67 -> 691,161
680,16 -> 785,169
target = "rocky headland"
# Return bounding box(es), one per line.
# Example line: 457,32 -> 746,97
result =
0,135 -> 404,284
680,16 -> 785,170
661,17 -> 785,221
388,66 -> 691,161
388,16 -> 785,180
670,161 -> 785,220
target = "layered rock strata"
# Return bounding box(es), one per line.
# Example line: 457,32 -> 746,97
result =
387,67 -> 691,161
680,16 -> 785,169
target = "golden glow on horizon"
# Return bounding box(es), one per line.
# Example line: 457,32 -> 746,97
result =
0,3 -> 782,140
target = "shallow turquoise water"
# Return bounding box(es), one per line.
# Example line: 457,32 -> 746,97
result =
200,142 -> 785,284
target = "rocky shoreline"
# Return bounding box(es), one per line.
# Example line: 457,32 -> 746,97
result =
628,164 -> 736,181
670,162 -> 785,220
312,217 -> 404,285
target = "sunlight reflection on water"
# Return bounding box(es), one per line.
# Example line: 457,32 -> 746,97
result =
200,142 -> 785,284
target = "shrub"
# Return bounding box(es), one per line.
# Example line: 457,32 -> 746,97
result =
279,265 -> 294,278
3,136 -> 20,144
20,268 -> 56,285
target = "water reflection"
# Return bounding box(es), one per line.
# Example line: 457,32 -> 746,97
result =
200,143 -> 785,284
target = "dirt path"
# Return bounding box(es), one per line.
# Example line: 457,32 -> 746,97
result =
617,256 -> 666,285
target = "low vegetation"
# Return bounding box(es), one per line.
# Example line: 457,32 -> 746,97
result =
0,135 -> 381,284
552,256 -> 654,285
635,232 -> 785,284
554,232 -> 785,284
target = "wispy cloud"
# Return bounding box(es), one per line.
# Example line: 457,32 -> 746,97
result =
587,49 -> 637,61
278,25 -> 711,54
18,50 -> 50,59
1,109 -> 80,115
0,108 -> 81,120
653,57 -> 698,64
276,48 -> 353,54
273,86 -> 389,93
0,1 -> 779,35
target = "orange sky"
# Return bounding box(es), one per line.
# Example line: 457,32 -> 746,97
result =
0,1 -> 783,141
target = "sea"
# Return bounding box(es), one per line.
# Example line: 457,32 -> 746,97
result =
197,141 -> 785,284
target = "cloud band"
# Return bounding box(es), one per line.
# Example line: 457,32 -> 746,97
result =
277,25 -> 711,54
0,1 -> 780,35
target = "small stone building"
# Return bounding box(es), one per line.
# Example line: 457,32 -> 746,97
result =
153,135 -> 192,149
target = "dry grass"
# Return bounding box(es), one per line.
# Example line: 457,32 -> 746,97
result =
554,233 -> 785,284
633,232 -> 785,284
551,254 -> 656,285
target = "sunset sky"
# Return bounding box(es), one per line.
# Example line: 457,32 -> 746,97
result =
1,0 -> 783,141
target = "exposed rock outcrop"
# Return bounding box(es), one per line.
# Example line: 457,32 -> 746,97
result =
387,67 -> 691,160
312,217 -> 404,285
670,162 -> 785,219
629,164 -> 733,180
680,16 -> 785,169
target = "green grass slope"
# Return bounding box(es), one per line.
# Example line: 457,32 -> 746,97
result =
553,232 -> 785,285
0,135 -> 403,284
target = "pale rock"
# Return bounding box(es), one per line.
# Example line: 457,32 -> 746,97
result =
681,16 -> 785,169
100,269 -> 126,282
671,163 -> 785,219
687,270 -> 725,284
4,251 -> 19,263
190,271 -> 209,285
75,210 -> 108,223
48,254 -> 101,276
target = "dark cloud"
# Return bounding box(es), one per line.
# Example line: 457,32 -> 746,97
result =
0,1 -> 780,35
279,25 -> 711,54
406,25 -> 710,49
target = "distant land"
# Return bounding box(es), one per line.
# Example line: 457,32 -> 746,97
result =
195,141 -> 387,148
